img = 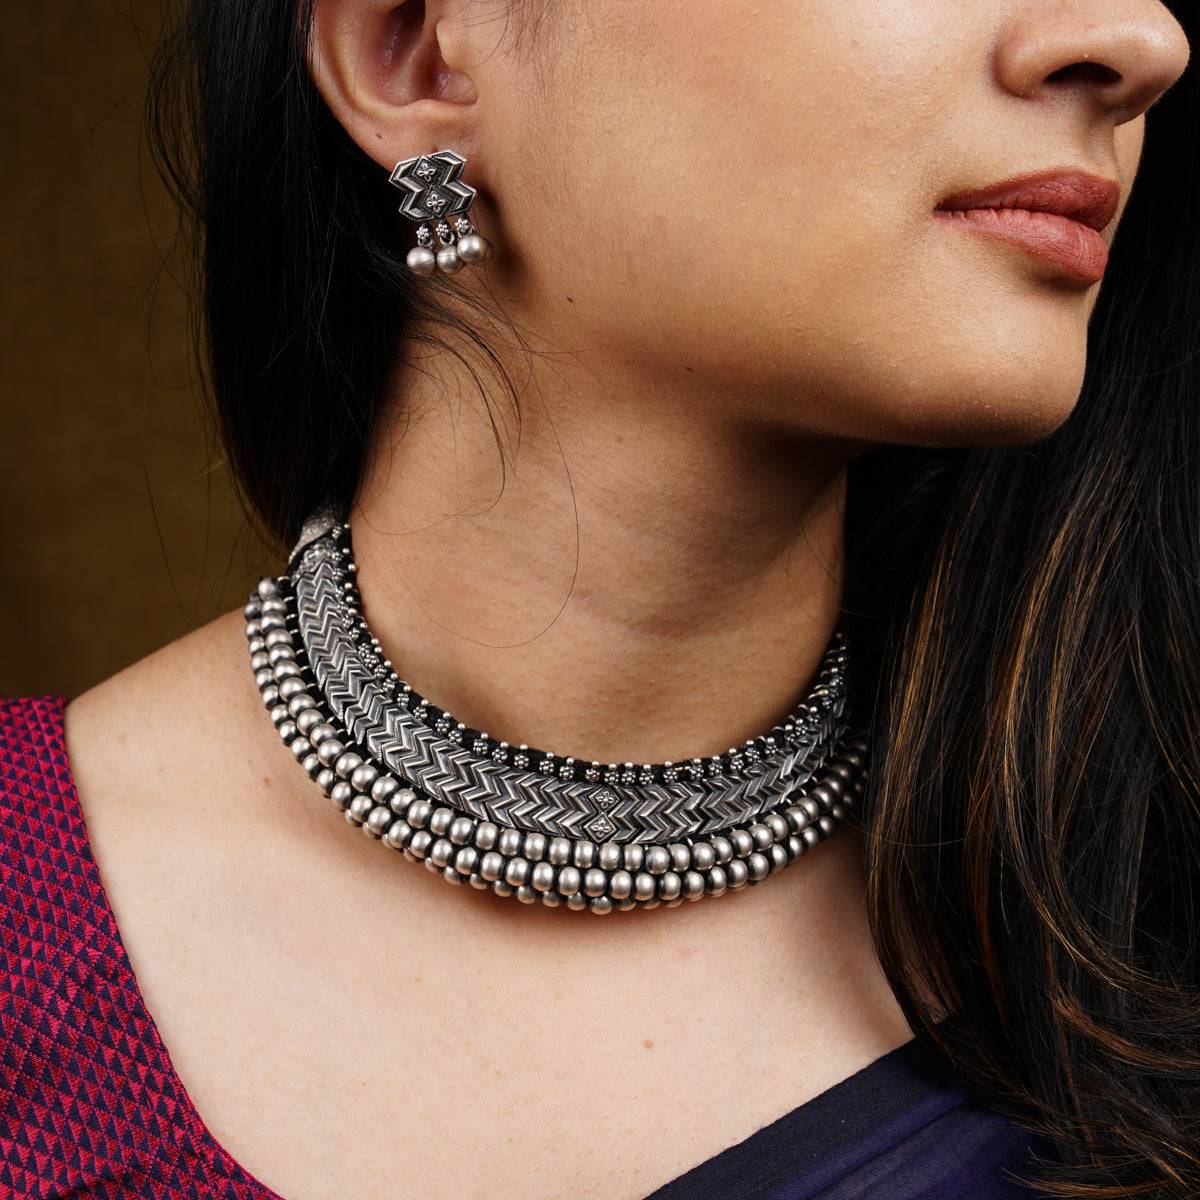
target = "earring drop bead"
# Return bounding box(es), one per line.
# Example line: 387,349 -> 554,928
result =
406,246 -> 437,276
456,233 -> 493,264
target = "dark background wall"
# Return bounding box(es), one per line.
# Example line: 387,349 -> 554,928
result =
1,3 -> 274,699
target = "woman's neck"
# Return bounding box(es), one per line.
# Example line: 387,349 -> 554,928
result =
348,347 -> 853,768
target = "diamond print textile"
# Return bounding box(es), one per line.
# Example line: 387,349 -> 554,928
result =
0,695 -> 282,1200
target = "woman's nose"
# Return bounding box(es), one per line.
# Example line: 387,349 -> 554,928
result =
995,0 -> 1191,124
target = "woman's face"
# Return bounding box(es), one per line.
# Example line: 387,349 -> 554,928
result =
317,0 -> 1191,447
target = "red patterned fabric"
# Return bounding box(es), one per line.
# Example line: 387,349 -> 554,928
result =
0,694 -> 283,1200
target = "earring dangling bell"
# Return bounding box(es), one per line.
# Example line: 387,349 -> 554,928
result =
388,149 -> 494,277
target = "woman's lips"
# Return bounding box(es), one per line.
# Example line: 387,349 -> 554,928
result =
935,169 -> 1121,285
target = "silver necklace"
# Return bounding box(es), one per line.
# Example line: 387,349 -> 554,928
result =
244,505 -> 867,912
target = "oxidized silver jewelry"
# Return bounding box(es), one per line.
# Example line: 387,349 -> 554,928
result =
389,148 -> 493,276
244,505 -> 867,913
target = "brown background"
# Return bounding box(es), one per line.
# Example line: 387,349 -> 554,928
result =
1,3 -> 274,699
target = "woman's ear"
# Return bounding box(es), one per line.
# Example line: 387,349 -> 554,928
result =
305,0 -> 484,173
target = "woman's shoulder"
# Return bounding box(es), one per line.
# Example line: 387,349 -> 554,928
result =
0,608 -> 280,1196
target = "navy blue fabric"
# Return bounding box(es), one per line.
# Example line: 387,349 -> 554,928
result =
645,1030 -> 1057,1199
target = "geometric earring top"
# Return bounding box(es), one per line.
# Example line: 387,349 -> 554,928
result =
388,149 -> 493,276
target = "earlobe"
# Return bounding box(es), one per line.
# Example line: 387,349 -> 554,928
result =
306,0 -> 479,173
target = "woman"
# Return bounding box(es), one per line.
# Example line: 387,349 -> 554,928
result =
1,0 -> 1195,1196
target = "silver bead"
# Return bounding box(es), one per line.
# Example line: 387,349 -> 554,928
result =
347,794 -> 374,824
429,837 -> 454,868
726,859 -> 750,889
277,720 -> 297,743
705,866 -> 728,897
785,805 -> 810,833
435,246 -> 464,273
634,872 -> 656,902
822,774 -> 847,799
443,866 -> 467,886
407,829 -> 433,860
366,805 -> 393,838
657,871 -> 682,901
572,840 -> 596,870
406,245 -> 437,275
623,845 -> 644,873
335,751 -> 363,780
765,812 -> 789,842
583,868 -> 608,898
474,821 -> 500,851
456,233 -> 493,264
289,735 -> 309,761
530,862 -> 556,892
453,845 -> 478,876
749,822 -> 773,851
428,806 -> 455,836
316,768 -> 336,796
523,832 -> 547,862
609,869 -> 633,900
449,816 -> 474,846
817,814 -> 837,838
645,846 -> 670,876
492,879 -> 515,898
310,723 -> 338,744
589,895 -> 614,915
547,837 -> 572,866
710,835 -> 734,865
691,843 -> 716,872
315,737 -> 345,766
668,843 -> 691,872
515,885 -> 538,904
287,693 -> 316,715
479,851 -> 504,882
598,842 -> 622,871
747,852 -> 770,882
296,709 -> 323,736
768,843 -> 788,871
350,762 -> 380,793
497,828 -> 523,857
330,781 -> 354,811
385,821 -> 413,851
557,866 -> 582,896
731,829 -> 754,858
407,798 -> 433,829
565,892 -> 589,911
800,797 -> 822,824
802,826 -> 821,850
505,857 -> 531,887
278,677 -> 305,701
682,870 -> 706,901
809,783 -> 835,811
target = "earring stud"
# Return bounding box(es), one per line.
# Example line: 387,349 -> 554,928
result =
388,149 -> 494,276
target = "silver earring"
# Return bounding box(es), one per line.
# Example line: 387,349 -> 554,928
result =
388,149 -> 494,276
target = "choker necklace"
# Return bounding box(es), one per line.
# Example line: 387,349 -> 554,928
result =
244,504 -> 867,913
